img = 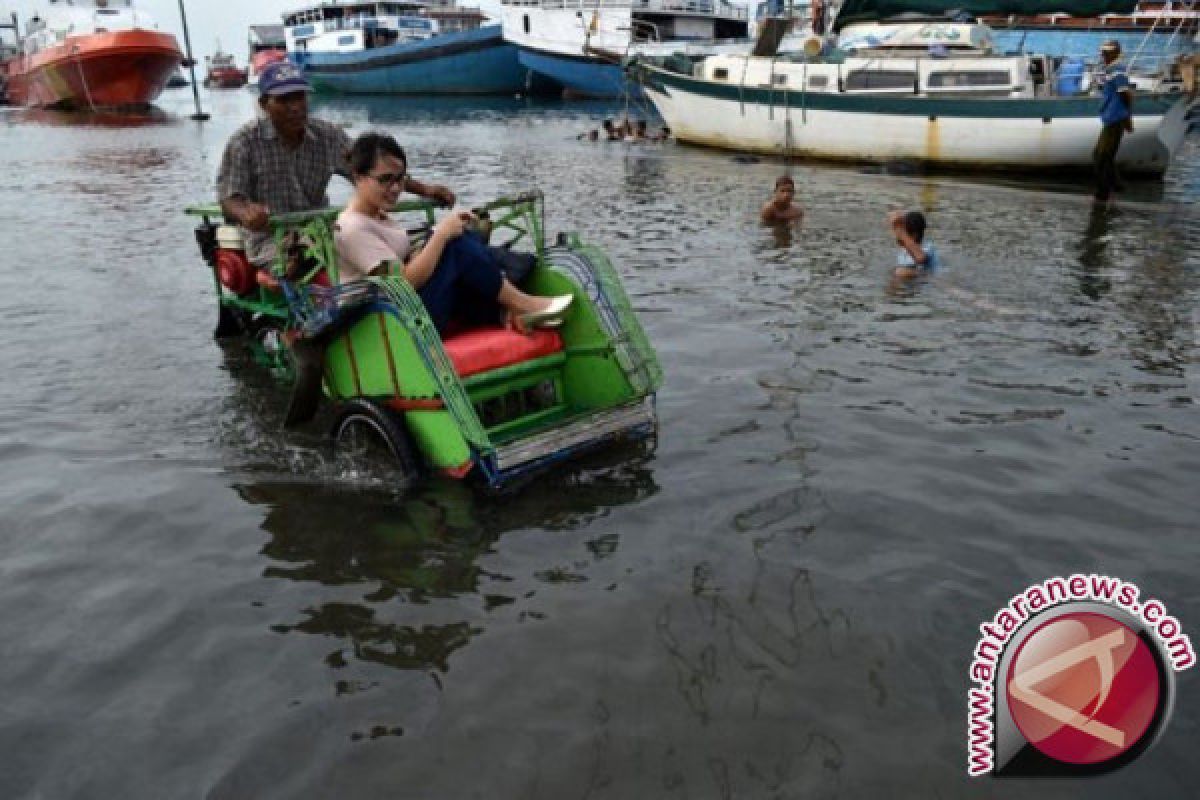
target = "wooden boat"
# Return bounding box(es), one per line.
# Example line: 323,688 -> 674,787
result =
5,0 -> 181,110
285,0 -> 552,95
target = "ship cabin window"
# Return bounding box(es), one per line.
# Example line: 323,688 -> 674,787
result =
807,74 -> 829,89
338,34 -> 356,46
713,67 -> 729,80
772,74 -> 787,86
925,70 -> 1012,89
844,70 -> 916,92
523,15 -> 530,34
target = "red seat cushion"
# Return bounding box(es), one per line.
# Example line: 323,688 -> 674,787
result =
442,327 -> 564,378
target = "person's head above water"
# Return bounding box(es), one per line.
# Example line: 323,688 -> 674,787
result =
773,174 -> 796,205
257,61 -> 313,143
902,210 -> 926,242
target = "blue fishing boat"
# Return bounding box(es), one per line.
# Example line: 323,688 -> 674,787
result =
285,0 -> 555,94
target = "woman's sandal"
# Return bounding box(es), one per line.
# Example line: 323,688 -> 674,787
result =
517,294 -> 573,330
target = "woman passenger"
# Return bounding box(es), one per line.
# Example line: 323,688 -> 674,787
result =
334,132 -> 571,334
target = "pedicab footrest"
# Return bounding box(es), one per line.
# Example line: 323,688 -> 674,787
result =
442,327 -> 564,378
492,400 -> 656,474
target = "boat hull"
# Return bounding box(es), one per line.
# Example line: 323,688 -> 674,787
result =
7,30 -> 181,110
206,68 -> 248,89
637,64 -> 1195,175
516,45 -> 639,98
291,25 -> 547,95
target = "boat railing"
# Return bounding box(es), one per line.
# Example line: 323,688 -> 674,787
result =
297,14 -> 438,36
504,0 -> 748,20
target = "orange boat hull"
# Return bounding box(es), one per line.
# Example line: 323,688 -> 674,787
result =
7,30 -> 181,110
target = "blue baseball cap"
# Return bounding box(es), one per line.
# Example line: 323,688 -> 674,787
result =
258,61 -> 311,96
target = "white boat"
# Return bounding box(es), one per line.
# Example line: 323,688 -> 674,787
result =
500,0 -> 752,97
635,17 -> 1197,174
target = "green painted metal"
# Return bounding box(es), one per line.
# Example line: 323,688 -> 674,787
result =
566,238 -> 664,397
462,353 -> 566,390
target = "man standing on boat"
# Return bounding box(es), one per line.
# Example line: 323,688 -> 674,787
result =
217,61 -> 455,269
1093,40 -> 1134,204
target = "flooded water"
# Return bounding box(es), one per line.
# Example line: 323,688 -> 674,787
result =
1,87 -> 1197,798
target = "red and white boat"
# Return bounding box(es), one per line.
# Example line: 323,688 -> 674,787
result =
204,48 -> 248,89
6,0 -> 181,110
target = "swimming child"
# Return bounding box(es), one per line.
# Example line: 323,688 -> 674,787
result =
760,175 -> 804,224
889,210 -> 938,278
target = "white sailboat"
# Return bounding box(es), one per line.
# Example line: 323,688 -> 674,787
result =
635,5 -> 1197,174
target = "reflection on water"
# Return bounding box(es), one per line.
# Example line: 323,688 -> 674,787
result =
236,446 -> 658,676
12,106 -> 174,128
312,93 -> 633,128
0,89 -> 1197,798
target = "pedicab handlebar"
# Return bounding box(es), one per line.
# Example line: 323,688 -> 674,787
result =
183,189 -> 544,232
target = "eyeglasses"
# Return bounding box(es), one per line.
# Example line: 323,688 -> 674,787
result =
370,172 -> 406,187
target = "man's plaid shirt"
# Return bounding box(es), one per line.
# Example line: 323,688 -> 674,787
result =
217,116 -> 352,266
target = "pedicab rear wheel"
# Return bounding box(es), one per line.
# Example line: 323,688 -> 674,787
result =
331,398 -> 421,483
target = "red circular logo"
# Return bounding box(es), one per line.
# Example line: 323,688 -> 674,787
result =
1006,612 -> 1161,765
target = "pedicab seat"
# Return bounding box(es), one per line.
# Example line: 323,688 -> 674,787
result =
441,327 -> 564,379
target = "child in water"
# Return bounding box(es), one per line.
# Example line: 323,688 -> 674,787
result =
760,175 -> 804,224
888,210 -> 938,278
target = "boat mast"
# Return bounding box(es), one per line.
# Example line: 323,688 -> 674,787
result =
176,0 -> 210,120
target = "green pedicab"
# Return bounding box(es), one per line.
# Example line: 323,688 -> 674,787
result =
187,191 -> 662,487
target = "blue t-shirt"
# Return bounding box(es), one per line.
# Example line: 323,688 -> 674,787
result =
897,242 -> 939,272
1099,63 -> 1131,127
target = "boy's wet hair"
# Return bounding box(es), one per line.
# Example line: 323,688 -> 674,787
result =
904,211 -> 927,242
775,174 -> 795,189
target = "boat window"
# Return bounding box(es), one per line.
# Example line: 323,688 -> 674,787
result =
338,34 -> 356,45
845,70 -> 915,91
96,9 -> 119,14
807,74 -> 829,89
926,71 -> 1012,88
713,67 -> 729,80
772,74 -> 787,86
523,14 -> 530,34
